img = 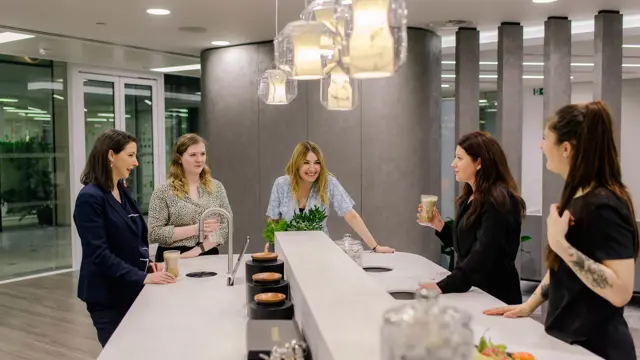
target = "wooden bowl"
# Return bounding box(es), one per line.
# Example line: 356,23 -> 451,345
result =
254,292 -> 286,304
251,252 -> 279,261
252,272 -> 282,283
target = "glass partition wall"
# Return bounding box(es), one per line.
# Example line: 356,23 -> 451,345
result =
0,55 -> 72,281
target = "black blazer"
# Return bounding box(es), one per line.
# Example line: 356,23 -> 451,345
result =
73,183 -> 149,306
435,193 -> 523,305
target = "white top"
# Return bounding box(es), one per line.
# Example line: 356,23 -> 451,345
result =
98,235 -> 599,360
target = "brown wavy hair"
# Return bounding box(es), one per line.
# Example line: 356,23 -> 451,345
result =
168,133 -> 214,198
81,129 -> 137,191
456,131 -> 526,224
285,141 -> 330,205
545,101 -> 639,270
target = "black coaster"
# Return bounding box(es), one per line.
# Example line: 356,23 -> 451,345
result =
249,299 -> 294,320
186,271 -> 217,278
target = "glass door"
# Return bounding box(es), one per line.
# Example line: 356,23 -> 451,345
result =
69,66 -> 164,268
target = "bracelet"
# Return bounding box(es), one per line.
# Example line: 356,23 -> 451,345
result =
372,245 -> 379,252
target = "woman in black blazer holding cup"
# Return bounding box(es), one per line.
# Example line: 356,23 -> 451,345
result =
74,129 -> 175,347
417,131 -> 526,305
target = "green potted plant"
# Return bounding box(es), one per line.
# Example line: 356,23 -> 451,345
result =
262,206 -> 328,250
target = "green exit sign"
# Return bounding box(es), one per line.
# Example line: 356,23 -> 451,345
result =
533,88 -> 544,96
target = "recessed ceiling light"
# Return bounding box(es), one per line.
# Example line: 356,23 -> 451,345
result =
146,9 -> 171,15
211,40 -> 230,46
150,64 -> 201,72
532,0 -> 557,3
441,84 -> 450,88
0,32 -> 35,44
623,44 -> 640,48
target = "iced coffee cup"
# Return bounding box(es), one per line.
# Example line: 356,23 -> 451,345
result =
420,195 -> 438,223
164,250 -> 180,278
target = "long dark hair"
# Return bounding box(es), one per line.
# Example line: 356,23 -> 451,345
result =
81,129 -> 137,192
545,101 -> 639,270
456,132 -> 526,224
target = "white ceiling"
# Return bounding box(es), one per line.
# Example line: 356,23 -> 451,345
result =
0,0 -> 639,78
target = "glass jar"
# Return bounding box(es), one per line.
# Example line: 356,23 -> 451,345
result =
381,289 -> 474,360
334,233 -> 363,267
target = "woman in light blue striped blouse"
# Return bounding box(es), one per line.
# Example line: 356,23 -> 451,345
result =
265,141 -> 395,254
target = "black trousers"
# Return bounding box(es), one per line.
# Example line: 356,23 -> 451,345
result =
86,302 -> 132,347
155,245 -> 219,262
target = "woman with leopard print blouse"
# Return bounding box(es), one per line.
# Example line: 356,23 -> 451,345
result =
148,134 -> 232,262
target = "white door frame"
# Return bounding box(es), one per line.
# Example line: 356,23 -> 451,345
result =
67,64 -> 166,269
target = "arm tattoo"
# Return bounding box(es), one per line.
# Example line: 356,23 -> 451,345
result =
540,282 -> 550,300
534,281 -> 550,300
566,245 -> 612,289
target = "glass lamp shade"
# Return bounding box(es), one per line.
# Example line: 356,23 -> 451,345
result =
320,67 -> 359,111
274,20 -> 339,80
335,0 -> 408,79
258,69 -> 298,105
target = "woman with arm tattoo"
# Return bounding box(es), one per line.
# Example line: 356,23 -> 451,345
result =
484,101 -> 638,360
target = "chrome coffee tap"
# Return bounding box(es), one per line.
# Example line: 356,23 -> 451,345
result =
199,207 -> 246,286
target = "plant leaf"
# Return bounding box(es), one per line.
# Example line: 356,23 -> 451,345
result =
520,235 -> 532,243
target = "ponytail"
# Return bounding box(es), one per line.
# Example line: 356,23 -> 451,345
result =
544,101 -> 639,270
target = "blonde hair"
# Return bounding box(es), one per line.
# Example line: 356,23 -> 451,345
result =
168,133 -> 214,198
285,141 -> 330,205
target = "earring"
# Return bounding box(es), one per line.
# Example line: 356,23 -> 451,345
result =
562,153 -> 568,158
110,161 -> 113,168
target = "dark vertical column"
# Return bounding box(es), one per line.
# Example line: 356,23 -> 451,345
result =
361,29 -> 442,260
455,27 -> 480,139
538,17 -> 573,281
497,22 -> 524,189
200,45 -> 263,253
594,10 -> 623,148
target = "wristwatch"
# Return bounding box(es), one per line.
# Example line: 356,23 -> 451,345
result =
197,242 -> 206,253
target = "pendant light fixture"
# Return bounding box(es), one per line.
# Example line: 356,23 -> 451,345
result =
335,0 -> 408,79
258,0 -> 298,105
302,0 -> 359,110
275,0 -> 339,80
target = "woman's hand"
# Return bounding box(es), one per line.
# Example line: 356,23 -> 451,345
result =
546,204 -> 573,255
203,218 -> 221,234
416,205 -> 445,232
149,262 -> 164,273
417,282 -> 442,293
144,271 -> 176,285
483,304 -> 533,318
374,245 -> 395,253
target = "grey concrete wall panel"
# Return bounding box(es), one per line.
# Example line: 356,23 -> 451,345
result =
200,29 -> 443,258
594,10 -> 623,149
497,23 -> 524,189
256,43 -> 310,239
361,29 -> 442,261
541,17 -> 572,280
200,45 -> 263,253
307,80 -> 363,240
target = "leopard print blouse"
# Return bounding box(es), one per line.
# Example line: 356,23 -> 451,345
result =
147,179 -> 232,248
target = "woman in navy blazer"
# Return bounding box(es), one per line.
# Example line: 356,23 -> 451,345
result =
74,129 -> 175,347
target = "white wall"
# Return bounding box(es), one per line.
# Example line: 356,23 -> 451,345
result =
521,78 -> 640,216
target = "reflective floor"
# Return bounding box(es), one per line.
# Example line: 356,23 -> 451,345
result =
0,227 -> 72,281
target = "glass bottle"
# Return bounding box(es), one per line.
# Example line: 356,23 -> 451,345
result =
334,233 -> 363,267
381,288 -> 474,360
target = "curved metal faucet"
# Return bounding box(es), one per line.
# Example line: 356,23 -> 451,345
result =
199,207 -> 238,286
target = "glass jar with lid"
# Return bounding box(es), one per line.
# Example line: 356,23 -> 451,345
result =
334,233 -> 363,267
381,288 -> 474,360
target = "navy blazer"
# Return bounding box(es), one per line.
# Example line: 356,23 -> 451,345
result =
74,183 -> 149,306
